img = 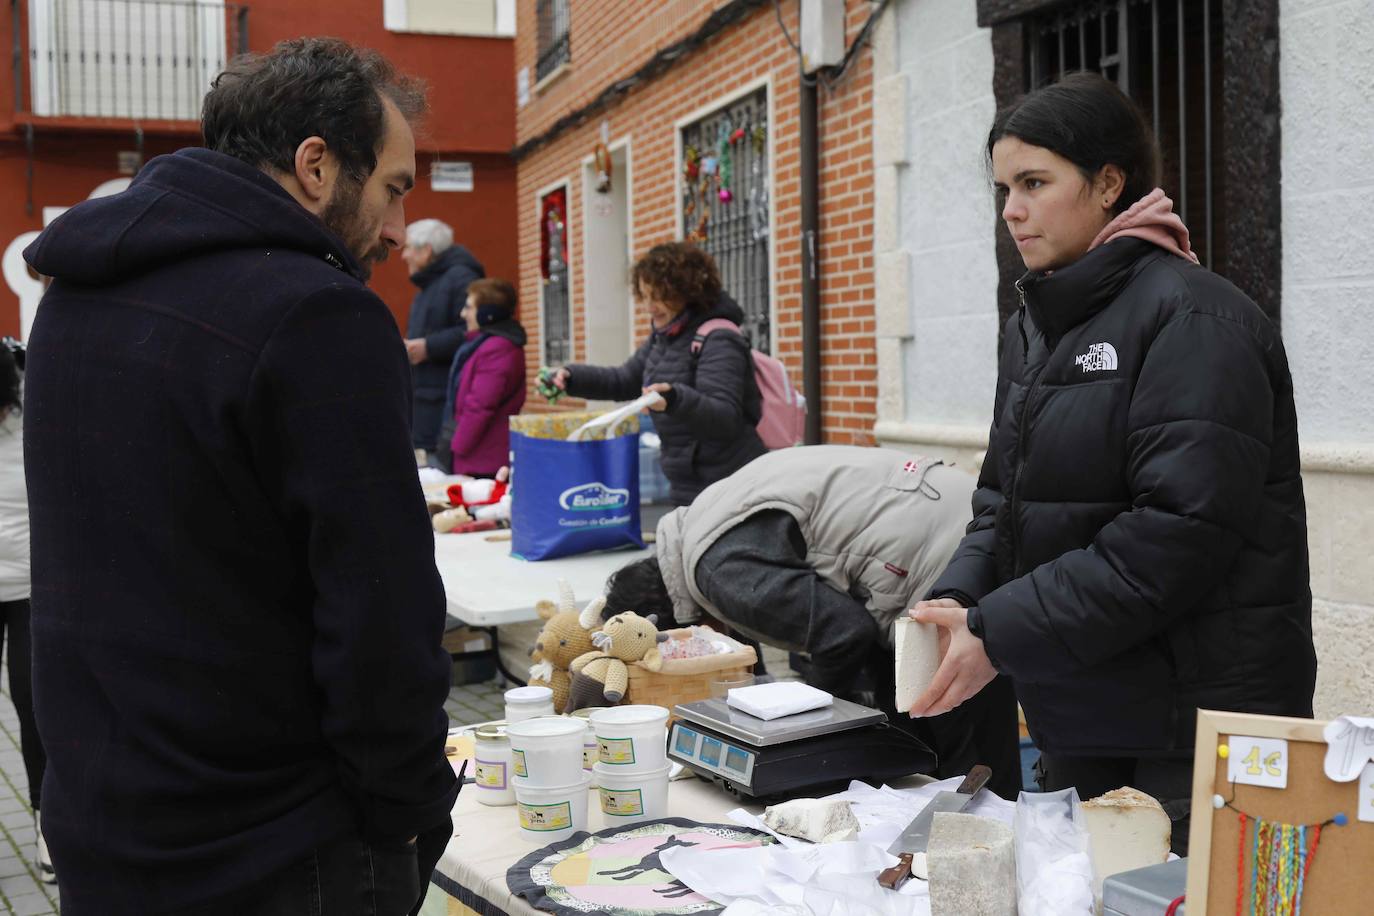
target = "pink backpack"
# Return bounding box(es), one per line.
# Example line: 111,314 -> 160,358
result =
691,318 -> 806,449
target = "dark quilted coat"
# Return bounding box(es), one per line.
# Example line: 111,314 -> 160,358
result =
564,295 -> 764,506
930,238 -> 1316,757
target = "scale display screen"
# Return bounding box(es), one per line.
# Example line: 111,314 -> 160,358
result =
670,722 -> 756,786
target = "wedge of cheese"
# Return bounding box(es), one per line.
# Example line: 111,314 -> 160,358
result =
894,617 -> 940,712
762,797 -> 860,843
1081,787 -> 1171,900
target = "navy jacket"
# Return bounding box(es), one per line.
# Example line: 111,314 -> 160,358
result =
565,295 -> 765,505
930,239 -> 1316,757
406,244 -> 483,449
22,149 -> 458,914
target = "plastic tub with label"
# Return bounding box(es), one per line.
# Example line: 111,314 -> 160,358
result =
594,762 -> 670,825
514,772 -> 592,843
590,705 -> 670,772
506,715 -> 586,787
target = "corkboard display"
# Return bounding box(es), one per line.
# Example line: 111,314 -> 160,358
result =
1186,710 -> 1373,914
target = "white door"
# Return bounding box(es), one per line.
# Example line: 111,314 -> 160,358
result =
581,146 -> 633,368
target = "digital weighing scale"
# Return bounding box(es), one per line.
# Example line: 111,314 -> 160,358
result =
668,696 -> 937,801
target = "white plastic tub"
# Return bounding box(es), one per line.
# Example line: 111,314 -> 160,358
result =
590,705 -> 670,771
505,715 -> 586,787
594,762 -> 670,825
569,707 -> 607,773
504,685 -> 555,723
514,773 -> 591,843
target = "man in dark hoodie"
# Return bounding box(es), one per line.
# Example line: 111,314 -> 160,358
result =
400,218 -> 485,452
21,39 -> 457,916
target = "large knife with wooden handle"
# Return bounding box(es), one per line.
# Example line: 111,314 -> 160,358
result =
876,765 -> 992,891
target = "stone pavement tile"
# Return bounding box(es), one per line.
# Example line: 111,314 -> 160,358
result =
0,796 -> 25,815
0,810 -> 32,831
0,852 -> 29,878
0,869 -> 42,899
9,890 -> 58,915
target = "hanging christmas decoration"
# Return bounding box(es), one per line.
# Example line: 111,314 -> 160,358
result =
683,146 -> 700,181
717,133 -> 734,203
592,142 -> 613,194
539,188 -> 568,283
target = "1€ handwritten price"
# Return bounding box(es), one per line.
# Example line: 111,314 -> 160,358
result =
1227,736 -> 1289,789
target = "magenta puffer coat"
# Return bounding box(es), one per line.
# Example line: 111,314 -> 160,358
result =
450,334 -> 526,476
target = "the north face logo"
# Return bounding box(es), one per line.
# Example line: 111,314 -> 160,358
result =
1074,342 -> 1118,373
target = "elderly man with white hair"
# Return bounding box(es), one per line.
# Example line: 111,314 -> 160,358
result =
401,217 -> 485,452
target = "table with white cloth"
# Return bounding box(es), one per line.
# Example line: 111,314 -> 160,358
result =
423,764 -> 993,916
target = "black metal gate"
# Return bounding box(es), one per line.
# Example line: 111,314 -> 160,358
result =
1025,0 -> 1224,271
680,87 -> 772,353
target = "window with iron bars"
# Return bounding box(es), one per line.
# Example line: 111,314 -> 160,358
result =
1025,0 -> 1226,277
535,0 -> 570,82
679,88 -> 772,353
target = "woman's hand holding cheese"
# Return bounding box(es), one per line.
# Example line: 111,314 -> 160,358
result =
907,599 -> 996,718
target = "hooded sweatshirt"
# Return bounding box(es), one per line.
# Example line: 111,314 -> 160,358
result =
22,148 -> 457,914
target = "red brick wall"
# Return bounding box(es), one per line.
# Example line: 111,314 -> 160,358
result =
514,0 -> 877,445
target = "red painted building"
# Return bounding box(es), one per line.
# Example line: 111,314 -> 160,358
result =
0,0 -> 518,339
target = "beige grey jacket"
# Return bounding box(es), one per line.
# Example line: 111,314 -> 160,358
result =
655,445 -> 975,644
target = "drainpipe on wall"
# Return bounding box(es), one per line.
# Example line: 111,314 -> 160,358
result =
799,74 -> 821,445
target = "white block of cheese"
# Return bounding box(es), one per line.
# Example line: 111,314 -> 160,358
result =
894,617 -> 940,712
1081,787 -> 1171,900
761,797 -> 860,843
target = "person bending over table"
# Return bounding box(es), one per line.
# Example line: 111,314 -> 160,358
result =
604,445 -> 1023,800
907,73 -> 1316,854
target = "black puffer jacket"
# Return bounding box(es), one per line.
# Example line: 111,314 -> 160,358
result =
565,295 -> 765,505
930,238 -> 1315,757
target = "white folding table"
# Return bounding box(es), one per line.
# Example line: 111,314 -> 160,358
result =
432,530 -> 653,682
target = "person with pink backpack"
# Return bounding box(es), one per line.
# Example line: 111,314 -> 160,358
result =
547,242 -> 795,506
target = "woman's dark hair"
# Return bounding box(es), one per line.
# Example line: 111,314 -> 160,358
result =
0,343 -> 21,417
987,72 -> 1160,214
604,558 -> 674,629
630,243 -> 722,311
202,37 -> 427,184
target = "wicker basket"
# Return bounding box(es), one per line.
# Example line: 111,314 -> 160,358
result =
623,628 -> 757,717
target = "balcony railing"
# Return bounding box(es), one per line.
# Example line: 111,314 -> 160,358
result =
13,0 -> 250,122
534,0 -> 569,82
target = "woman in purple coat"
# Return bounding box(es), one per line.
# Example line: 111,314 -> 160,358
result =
435,278 -> 527,476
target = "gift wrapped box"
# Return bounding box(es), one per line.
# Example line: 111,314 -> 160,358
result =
509,410 -> 639,442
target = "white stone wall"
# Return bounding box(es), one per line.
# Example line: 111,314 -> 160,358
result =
1281,0 -> 1374,717
871,0 -> 999,468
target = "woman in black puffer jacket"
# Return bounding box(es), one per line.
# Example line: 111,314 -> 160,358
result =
906,74 -> 1315,853
549,243 -> 765,506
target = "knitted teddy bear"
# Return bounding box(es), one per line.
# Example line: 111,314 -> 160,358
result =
565,611 -> 669,713
527,581 -> 600,712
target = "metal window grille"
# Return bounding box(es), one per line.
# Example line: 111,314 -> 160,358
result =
535,0 -> 570,82
18,0 -> 249,121
542,269 -> 571,366
1025,0 -> 1224,270
679,88 -> 772,353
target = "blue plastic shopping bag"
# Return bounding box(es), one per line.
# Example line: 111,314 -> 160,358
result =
510,424 -> 644,561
